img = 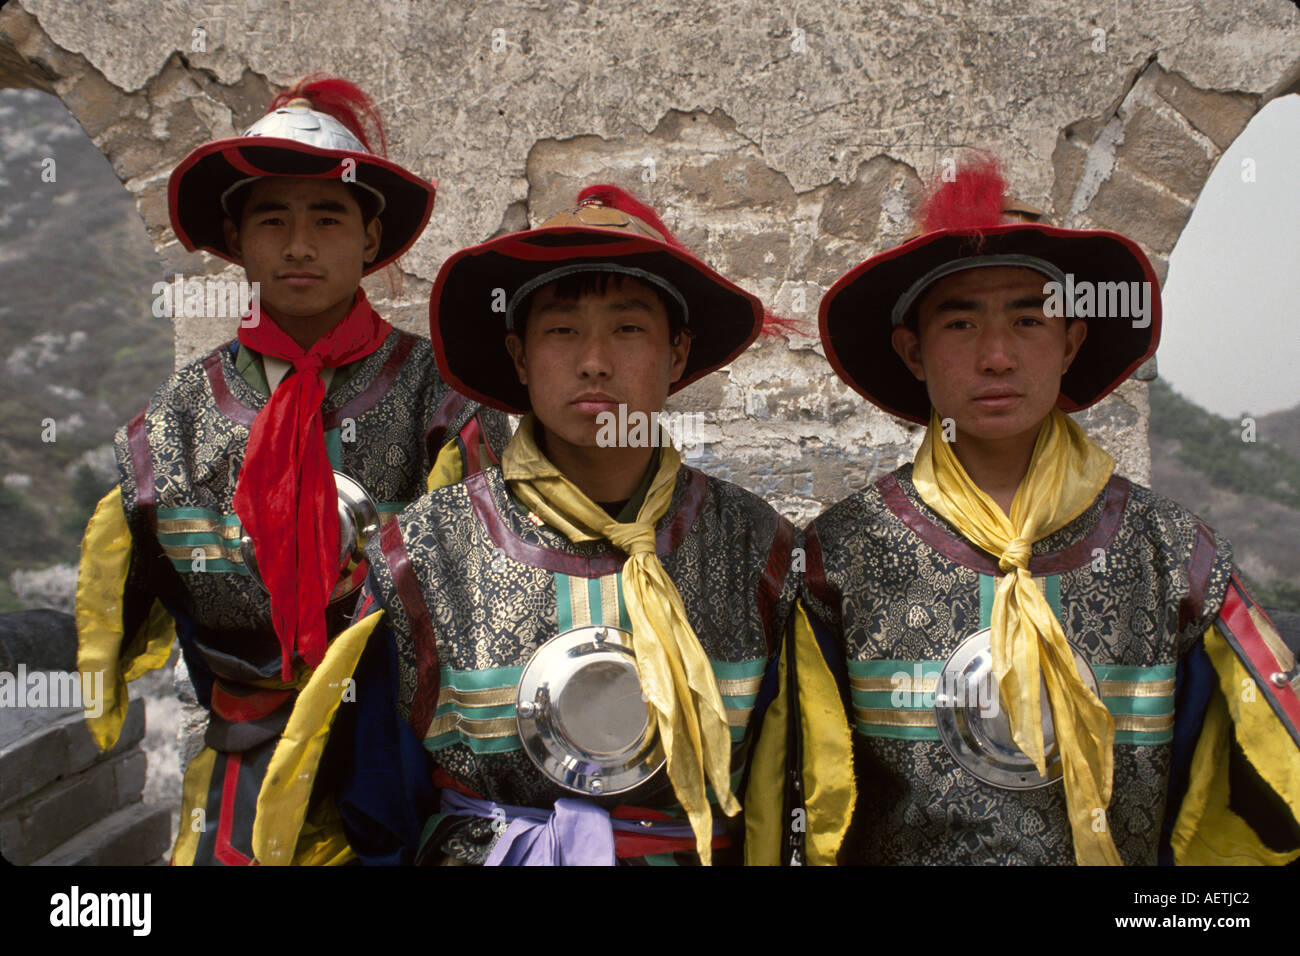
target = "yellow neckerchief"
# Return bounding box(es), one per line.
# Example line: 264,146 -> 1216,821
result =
912,406 -> 1122,865
501,415 -> 738,864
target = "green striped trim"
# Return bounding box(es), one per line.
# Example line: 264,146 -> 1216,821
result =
424,664 -> 526,754
847,656 -> 1176,746
555,571 -> 631,632
847,659 -> 944,740
1096,663 -> 1175,745
156,500 -> 408,574
714,658 -> 765,742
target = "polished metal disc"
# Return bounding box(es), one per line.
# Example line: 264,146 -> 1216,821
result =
934,627 -> 1099,790
516,625 -> 664,796
240,470 -> 381,602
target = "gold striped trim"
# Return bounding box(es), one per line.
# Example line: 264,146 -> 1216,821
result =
600,574 -> 620,627
851,674 -> 938,694
1099,678 -> 1176,698
156,518 -> 243,538
854,707 -> 937,728
726,706 -> 753,727
436,685 -> 517,708
571,576 -> 593,628
424,712 -> 518,740
1112,713 -> 1175,733
161,543 -> 242,563
717,676 -> 763,697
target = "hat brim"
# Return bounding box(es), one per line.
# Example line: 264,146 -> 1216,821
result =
819,223 -> 1162,423
168,137 -> 436,275
431,226 -> 764,414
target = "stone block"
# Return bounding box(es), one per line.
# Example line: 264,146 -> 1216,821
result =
32,802 -> 171,866
60,68 -> 135,139
1115,104 -> 1215,202
1086,168 -> 1191,254
0,749 -> 144,865
1152,67 -> 1258,151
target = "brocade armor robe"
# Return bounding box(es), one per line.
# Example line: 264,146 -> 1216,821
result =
804,464 -> 1300,865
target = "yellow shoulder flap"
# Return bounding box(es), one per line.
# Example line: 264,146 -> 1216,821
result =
1171,623 -> 1300,865
253,610 -> 384,865
426,438 -> 464,493
745,602 -> 855,865
75,486 -> 174,751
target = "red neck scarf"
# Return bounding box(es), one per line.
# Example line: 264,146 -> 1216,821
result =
232,290 -> 393,680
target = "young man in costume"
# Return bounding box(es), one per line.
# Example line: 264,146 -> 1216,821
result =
806,156 -> 1300,865
280,184 -> 846,865
74,75 -> 508,866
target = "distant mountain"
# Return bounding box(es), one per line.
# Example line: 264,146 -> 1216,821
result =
1149,378 -> 1300,612
1258,405 -> 1300,460
0,88 -> 172,610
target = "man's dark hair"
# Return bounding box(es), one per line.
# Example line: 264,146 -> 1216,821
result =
514,271 -> 689,344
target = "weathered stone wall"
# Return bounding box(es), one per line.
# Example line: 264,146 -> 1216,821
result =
1,0 -> 1297,523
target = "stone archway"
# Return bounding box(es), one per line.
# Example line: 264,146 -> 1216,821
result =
1,0 -> 1297,518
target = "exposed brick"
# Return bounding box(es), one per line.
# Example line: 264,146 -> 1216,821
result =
819,155 -> 917,243
1050,135 -> 1088,222
61,68 -> 135,139
1152,67 -> 1258,151
1085,169 -> 1191,253
1115,104 -> 1215,201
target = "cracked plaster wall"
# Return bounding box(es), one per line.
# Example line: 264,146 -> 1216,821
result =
2,0 -> 1297,522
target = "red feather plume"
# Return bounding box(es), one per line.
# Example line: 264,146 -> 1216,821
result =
916,152 -> 1008,232
267,74 -> 388,157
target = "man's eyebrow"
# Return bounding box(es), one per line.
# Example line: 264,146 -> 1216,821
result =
606,295 -> 657,311
932,297 -> 981,313
246,199 -> 290,215
1010,294 -> 1048,310
308,199 -> 351,213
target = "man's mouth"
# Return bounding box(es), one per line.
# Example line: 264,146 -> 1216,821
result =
972,389 -> 1022,410
570,392 -> 620,415
278,272 -> 324,287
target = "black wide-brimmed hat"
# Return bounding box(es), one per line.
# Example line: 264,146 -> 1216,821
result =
431,186 -> 765,414
168,79 -> 435,276
819,163 -> 1161,424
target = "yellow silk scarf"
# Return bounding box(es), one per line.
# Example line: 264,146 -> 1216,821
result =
502,415 -> 738,864
912,407 -> 1121,865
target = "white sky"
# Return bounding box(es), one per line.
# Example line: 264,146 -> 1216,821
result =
1160,94 -> 1300,418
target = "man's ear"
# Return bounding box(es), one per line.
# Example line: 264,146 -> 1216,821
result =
1062,318 -> 1088,373
891,326 -> 925,382
668,332 -> 691,385
505,333 -> 528,386
362,217 -> 382,264
221,218 -> 243,265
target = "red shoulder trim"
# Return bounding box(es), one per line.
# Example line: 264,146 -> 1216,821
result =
424,389 -> 468,465
803,522 -> 838,614
126,407 -> 158,534
757,519 -> 795,656
1178,519 -> 1218,633
378,518 -> 441,739
1216,576 -> 1300,750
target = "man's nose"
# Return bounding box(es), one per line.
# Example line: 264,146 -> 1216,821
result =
976,324 -> 1017,373
577,332 -> 613,378
283,219 -> 316,260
